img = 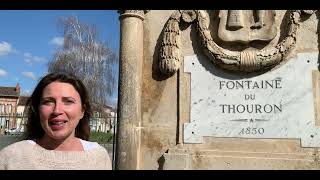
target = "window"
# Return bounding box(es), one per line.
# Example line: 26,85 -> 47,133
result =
0,117 -> 4,127
7,104 -> 12,114
0,104 -> 4,114
94,111 -> 100,117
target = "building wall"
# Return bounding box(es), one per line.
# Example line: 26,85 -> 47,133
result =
0,97 -> 18,134
90,110 -> 117,133
15,105 -> 26,132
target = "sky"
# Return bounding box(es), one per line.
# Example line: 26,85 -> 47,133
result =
0,10 -> 120,107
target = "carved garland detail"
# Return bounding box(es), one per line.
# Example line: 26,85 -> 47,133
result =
159,10 -> 311,75
158,11 -> 182,75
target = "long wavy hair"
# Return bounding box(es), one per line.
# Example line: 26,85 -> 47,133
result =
23,73 -> 92,140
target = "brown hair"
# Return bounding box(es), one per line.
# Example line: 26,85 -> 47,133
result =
24,73 -> 92,140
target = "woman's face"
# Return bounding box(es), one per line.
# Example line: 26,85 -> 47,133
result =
39,81 -> 84,141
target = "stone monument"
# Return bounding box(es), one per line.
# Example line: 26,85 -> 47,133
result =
116,10 -> 320,169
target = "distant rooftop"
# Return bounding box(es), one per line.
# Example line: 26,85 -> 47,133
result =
0,84 -> 20,97
92,103 -> 117,113
18,96 -> 30,106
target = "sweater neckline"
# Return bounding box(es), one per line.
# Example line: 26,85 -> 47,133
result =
26,139 -> 98,153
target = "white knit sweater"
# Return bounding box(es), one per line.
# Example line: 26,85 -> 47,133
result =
0,140 -> 112,170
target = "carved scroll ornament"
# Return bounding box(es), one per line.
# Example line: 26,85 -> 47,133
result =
159,10 -> 317,75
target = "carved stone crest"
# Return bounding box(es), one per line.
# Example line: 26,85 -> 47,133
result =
218,10 -> 277,43
159,10 -> 317,75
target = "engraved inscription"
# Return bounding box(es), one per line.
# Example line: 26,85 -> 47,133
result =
239,127 -> 265,135
183,53 -> 320,147
218,79 -> 283,115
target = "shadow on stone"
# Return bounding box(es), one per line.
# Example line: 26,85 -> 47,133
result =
157,154 -> 165,170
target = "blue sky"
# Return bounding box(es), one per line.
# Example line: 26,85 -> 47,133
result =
0,10 -> 119,107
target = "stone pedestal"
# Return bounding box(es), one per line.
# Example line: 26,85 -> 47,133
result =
163,146 -> 320,170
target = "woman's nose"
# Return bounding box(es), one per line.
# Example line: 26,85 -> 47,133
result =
53,102 -> 63,114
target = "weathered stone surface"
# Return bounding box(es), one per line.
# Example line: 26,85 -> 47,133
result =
163,147 -> 320,170
116,12 -> 145,170
118,10 -> 320,170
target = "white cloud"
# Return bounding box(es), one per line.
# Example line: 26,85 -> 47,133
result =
0,41 -> 13,56
49,37 -> 64,47
23,52 -> 47,65
32,56 -> 46,62
0,69 -> 7,77
23,52 -> 32,58
22,71 -> 36,80
21,89 -> 31,96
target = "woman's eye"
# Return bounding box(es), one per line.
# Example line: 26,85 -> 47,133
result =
64,99 -> 75,104
41,100 -> 54,105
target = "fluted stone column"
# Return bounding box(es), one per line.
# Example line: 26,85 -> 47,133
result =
115,10 -> 146,170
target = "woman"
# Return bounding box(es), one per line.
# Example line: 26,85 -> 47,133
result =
0,73 -> 112,170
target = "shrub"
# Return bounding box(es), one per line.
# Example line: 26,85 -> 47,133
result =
89,131 -> 113,144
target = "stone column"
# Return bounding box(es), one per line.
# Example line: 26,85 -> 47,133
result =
115,10 -> 145,170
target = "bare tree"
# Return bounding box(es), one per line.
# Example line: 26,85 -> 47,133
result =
48,16 -> 117,106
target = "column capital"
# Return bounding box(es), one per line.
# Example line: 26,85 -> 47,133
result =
118,10 -> 149,20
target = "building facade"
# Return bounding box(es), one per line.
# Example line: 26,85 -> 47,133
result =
90,104 -> 117,133
0,84 -> 29,135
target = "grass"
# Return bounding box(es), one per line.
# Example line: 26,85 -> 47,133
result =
89,131 -> 113,144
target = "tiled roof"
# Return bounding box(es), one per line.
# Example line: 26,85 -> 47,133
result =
91,103 -> 117,117
18,96 -> 30,106
92,103 -> 116,111
0,87 -> 19,97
